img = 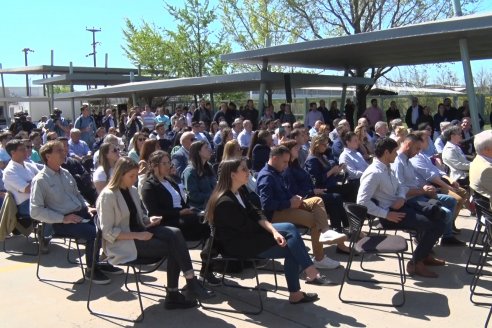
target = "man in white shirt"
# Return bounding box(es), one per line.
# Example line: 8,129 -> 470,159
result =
3,139 -> 39,217
238,120 -> 253,150
231,118 -> 243,140
357,137 -> 446,278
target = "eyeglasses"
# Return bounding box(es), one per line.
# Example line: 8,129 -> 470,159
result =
160,161 -> 173,167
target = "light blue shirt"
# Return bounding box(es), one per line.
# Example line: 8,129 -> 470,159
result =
339,148 -> 368,180
422,136 -> 437,158
435,137 -> 445,153
68,139 -> 90,157
213,131 -> 222,146
410,152 -> 445,188
155,114 -> 171,130
357,158 -> 408,219
391,151 -> 419,189
238,130 -> 253,149
0,148 -> 10,162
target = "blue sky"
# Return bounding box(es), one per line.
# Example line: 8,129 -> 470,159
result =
1,0 -> 492,86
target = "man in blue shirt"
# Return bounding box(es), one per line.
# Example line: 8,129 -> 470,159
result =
358,137 -> 446,278
257,146 -> 345,271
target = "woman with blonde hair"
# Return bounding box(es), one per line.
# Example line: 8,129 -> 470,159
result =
128,132 -> 147,163
93,142 -> 120,194
222,139 -> 242,161
97,157 -> 214,309
354,125 -> 374,162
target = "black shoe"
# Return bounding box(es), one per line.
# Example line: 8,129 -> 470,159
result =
97,263 -> 124,275
440,236 -> 466,246
164,292 -> 198,310
200,271 -> 222,286
85,268 -> 111,285
184,277 -> 215,300
290,292 -> 319,304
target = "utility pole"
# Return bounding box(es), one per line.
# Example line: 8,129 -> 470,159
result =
21,48 -> 34,96
85,27 -> 101,67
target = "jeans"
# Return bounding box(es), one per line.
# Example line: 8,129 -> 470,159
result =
257,223 -> 313,293
381,204 -> 445,262
134,225 -> 193,289
408,194 -> 457,238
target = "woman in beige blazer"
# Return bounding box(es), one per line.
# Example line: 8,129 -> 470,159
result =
97,157 -> 214,310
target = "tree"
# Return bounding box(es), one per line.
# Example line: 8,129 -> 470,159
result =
122,19 -> 173,78
383,66 -> 430,88
280,0 -> 480,116
165,0 -> 230,78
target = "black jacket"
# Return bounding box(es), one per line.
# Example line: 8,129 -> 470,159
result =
213,190 -> 275,258
141,175 -> 186,221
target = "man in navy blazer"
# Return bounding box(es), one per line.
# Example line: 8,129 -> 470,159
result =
171,131 -> 195,183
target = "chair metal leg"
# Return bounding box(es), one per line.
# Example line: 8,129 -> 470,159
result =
199,259 -> 264,315
470,243 -> 492,305
340,250 -> 406,307
36,237 -> 85,285
467,222 -> 486,274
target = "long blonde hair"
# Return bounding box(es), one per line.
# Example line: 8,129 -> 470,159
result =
106,157 -> 139,190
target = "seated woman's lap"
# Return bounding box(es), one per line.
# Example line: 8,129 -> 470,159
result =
162,214 -> 210,241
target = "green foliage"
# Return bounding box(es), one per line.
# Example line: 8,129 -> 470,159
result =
122,0 -> 230,80
122,19 -> 173,78
52,85 -> 71,94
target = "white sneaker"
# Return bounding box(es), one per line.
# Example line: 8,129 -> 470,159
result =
319,230 -> 346,243
312,256 -> 340,270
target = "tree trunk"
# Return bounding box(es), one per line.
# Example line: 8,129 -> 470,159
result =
356,85 -> 369,119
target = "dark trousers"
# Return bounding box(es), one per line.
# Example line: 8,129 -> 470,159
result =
380,204 -> 445,262
134,225 -> 193,289
163,213 -> 210,242
318,192 -> 348,229
52,208 -> 97,267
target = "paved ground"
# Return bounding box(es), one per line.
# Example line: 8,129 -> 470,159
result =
0,209 -> 490,328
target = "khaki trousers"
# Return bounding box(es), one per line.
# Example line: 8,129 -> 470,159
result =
271,196 -> 329,260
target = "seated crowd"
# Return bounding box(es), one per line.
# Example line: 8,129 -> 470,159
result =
1,96 -> 489,309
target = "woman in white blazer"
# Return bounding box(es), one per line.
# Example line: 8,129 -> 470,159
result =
442,126 -> 471,186
96,157 -> 214,310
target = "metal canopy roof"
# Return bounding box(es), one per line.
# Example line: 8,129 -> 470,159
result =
221,13 -> 492,70
0,65 -> 139,75
54,71 -> 373,99
32,73 -> 152,86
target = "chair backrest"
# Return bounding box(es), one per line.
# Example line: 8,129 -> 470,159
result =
343,202 -> 368,242
473,191 -> 492,241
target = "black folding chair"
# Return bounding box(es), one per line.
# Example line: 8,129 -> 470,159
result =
198,225 -> 278,315
36,222 -> 85,284
469,199 -> 492,307
466,191 -> 489,275
86,229 -> 166,323
339,203 -> 407,307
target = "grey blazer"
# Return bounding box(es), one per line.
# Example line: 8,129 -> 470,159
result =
96,186 -> 150,265
442,142 -> 470,181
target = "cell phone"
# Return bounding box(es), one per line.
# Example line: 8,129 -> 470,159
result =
80,218 -> 90,223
